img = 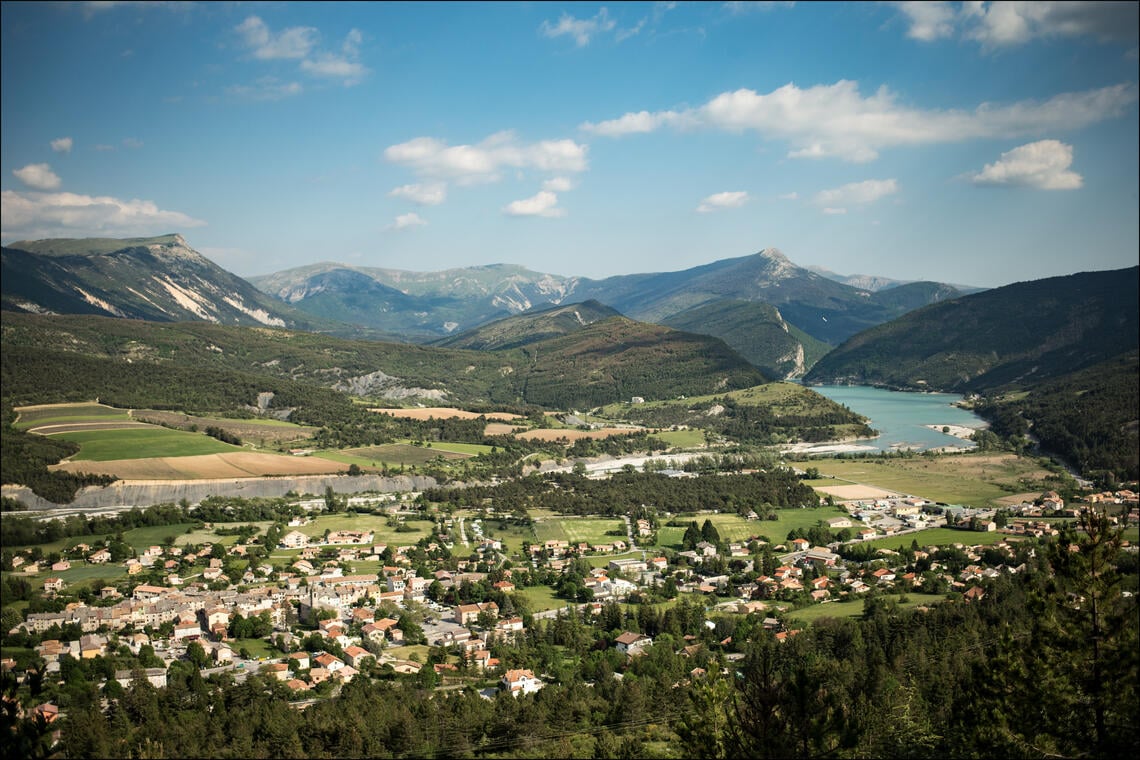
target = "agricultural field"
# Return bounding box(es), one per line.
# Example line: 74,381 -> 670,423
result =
51,451 -> 349,479
368,408 -> 521,422
532,516 -> 627,546
515,427 -> 647,443
334,443 -> 476,468
650,428 -> 707,448
860,527 -> 1014,552
287,514 -> 435,546
44,427 -> 241,462
13,402 -> 131,430
131,409 -> 320,445
804,453 -> 1055,506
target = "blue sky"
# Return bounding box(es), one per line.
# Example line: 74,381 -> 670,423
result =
2,1 -> 1137,288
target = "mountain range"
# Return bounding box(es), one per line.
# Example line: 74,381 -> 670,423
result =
1,234 -> 1135,480
2,235 -> 972,379
250,248 -> 969,350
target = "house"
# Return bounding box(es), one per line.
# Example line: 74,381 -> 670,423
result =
695,541 -> 718,557
608,558 -> 647,575
87,549 -> 112,564
115,668 -> 167,689
279,530 -> 309,549
313,652 -> 345,672
826,516 -> 853,529
614,631 -> 653,656
79,634 -> 106,659
42,578 -> 63,594
493,617 -> 525,640
502,668 -> 543,696
288,652 -> 311,671
343,645 -> 373,670
263,662 -> 290,681
391,660 -> 422,675
173,620 -> 202,641
455,601 -> 498,625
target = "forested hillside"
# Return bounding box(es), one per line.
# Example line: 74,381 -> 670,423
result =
805,266 -> 1138,391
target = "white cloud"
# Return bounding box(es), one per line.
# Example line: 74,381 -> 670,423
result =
697,190 -> 750,213
778,191 -> 799,200
583,80 -> 1136,162
388,212 -> 427,230
234,18 -> 368,87
236,16 -> 318,60
503,190 -> 565,218
821,207 -> 847,215
580,109 -> 695,137
970,139 -> 1083,189
226,78 -> 303,101
299,55 -> 367,84
896,1 -> 957,41
13,164 -> 62,191
1,190 -> 206,239
895,1 -> 1139,48
542,176 -> 575,192
385,131 -> 588,184
51,137 -> 73,154
814,179 -> 899,208
540,8 -> 617,46
122,137 -> 143,149
388,183 -> 447,206
299,28 -> 368,85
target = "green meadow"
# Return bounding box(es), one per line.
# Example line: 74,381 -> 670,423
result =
654,507 -> 851,549
859,527 -> 1010,552
786,593 -> 948,624
289,513 -> 435,546
533,517 -> 627,546
47,428 -> 241,461
804,453 -> 1052,506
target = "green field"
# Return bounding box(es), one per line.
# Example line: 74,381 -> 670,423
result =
859,527 -> 1010,552
533,517 -> 626,546
786,593 -> 948,624
805,453 -> 1052,506
654,507 -> 851,549
470,518 -> 533,558
515,584 -> 566,613
290,514 -> 435,545
14,403 -> 130,429
329,442 -> 483,468
38,563 -> 128,586
6,521 -> 242,559
651,429 -> 707,448
47,428 -> 242,461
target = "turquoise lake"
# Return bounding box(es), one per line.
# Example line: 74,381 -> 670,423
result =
810,385 -> 988,452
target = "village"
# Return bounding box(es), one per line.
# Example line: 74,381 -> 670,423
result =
5,476 -> 1137,733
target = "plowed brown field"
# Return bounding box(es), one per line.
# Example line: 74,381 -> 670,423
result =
370,407 -> 521,421
50,452 -> 349,480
